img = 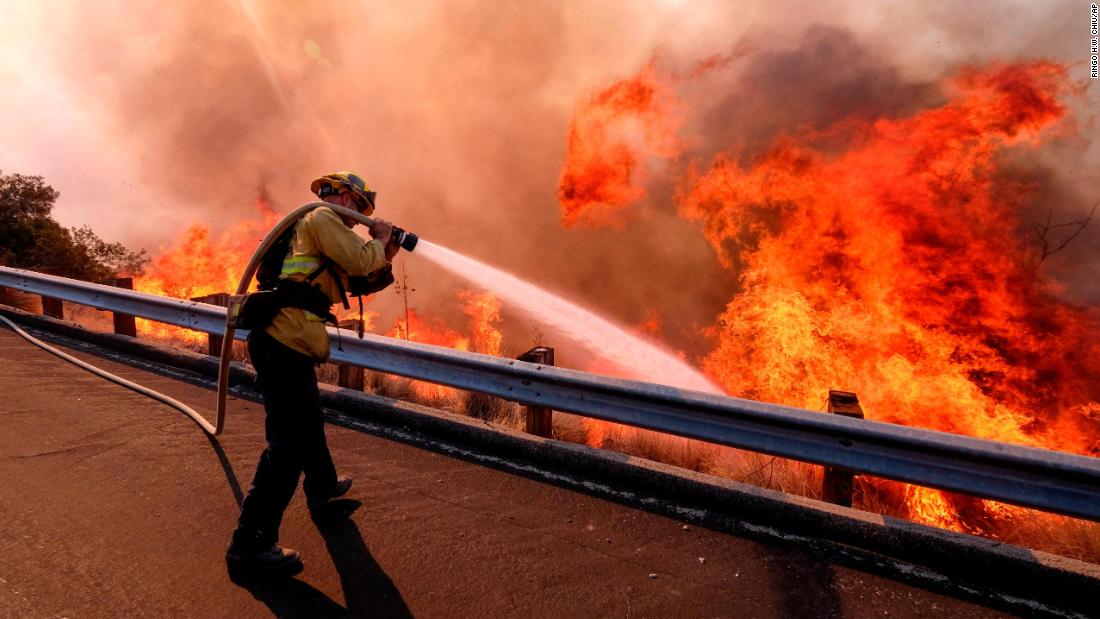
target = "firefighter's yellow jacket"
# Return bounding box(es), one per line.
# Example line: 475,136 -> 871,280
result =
265,206 -> 388,361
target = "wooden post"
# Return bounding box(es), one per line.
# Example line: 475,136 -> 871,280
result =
336,319 -> 365,390
191,293 -> 229,355
822,390 -> 864,507
112,278 -> 138,337
41,296 -> 64,319
517,346 -> 554,438
338,364 -> 365,390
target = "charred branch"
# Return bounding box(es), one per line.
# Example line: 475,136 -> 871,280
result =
1032,202 -> 1097,270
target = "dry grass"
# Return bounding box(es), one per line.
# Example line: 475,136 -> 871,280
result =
1,289 -> 44,313
364,369 -> 389,395
1003,514 -> 1100,562
62,302 -> 115,332
711,450 -> 825,499
591,420 -> 718,473
361,371 -> 418,402
463,391 -> 524,430
316,362 -> 340,386
550,412 -> 590,445
853,477 -> 909,520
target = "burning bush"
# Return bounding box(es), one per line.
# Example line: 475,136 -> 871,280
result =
558,57 -> 1100,536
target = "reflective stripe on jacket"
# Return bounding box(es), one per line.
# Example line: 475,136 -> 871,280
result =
265,206 -> 388,361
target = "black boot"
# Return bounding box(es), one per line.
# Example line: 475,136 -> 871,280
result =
307,475 -> 353,510
226,530 -> 302,575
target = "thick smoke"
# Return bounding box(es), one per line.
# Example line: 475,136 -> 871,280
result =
678,26 -> 945,164
0,0 -> 1094,367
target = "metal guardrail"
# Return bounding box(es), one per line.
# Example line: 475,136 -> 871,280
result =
3,265 -> 1100,522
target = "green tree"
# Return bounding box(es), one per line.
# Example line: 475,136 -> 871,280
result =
0,170 -> 147,282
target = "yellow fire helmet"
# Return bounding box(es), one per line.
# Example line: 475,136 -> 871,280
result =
310,171 -> 377,215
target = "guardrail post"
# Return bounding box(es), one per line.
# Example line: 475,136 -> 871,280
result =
517,346 -> 554,438
41,295 -> 64,319
112,278 -> 138,337
191,293 -> 229,355
336,319 -> 365,390
822,390 -> 864,507
338,364 -> 365,390
36,267 -> 63,319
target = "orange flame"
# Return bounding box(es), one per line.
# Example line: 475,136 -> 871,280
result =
675,61 -> 1099,530
635,308 -> 661,336
459,290 -> 503,356
388,308 -> 470,400
556,59 -> 683,227
134,192 -> 281,346
560,59 -> 1099,532
389,308 -> 470,351
386,292 -> 506,399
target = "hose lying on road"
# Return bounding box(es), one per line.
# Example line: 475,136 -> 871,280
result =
0,312 -> 217,434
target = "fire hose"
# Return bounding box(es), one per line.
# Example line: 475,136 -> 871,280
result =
0,312 -> 213,430
0,201 -> 416,436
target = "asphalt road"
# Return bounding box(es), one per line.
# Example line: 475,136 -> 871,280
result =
0,327 -> 1017,618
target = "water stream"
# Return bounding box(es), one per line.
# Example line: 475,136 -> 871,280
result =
414,240 -> 723,395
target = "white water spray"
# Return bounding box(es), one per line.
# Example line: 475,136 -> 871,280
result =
413,240 -> 723,395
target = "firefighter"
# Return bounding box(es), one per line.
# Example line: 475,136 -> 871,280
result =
227,171 -> 398,574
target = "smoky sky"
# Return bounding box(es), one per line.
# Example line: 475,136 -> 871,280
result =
0,0 -> 1094,367
678,25 -> 945,164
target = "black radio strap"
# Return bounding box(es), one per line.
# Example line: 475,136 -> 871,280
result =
304,258 -> 350,310
304,258 -> 331,284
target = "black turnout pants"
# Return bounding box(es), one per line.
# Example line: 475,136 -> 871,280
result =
233,329 -> 338,550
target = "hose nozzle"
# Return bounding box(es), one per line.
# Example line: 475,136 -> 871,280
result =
391,226 -> 419,252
